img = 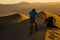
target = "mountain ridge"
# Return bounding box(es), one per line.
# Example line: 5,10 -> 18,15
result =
0,2 -> 60,16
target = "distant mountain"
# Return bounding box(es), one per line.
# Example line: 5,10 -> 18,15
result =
0,2 -> 60,16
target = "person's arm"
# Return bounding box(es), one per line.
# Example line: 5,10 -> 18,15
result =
35,12 -> 38,18
44,18 -> 48,24
54,18 -> 56,24
36,11 -> 38,15
29,12 -> 31,15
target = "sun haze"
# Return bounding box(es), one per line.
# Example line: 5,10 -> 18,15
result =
0,0 -> 60,4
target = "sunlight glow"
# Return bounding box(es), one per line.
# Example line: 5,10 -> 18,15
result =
0,0 -> 60,4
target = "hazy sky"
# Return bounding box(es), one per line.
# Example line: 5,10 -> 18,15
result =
0,0 -> 60,4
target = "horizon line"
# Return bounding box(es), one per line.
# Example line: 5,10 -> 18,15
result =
0,1 -> 60,5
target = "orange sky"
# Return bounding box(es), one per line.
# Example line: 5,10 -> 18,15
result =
0,0 -> 60,4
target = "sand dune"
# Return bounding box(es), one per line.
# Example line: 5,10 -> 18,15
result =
0,11 -> 60,40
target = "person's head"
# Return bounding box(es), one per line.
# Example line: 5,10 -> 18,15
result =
48,16 -> 54,19
32,9 -> 35,11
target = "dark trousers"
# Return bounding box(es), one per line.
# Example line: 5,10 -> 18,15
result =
30,19 -> 37,35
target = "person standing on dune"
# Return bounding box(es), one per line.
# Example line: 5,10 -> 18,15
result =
44,16 -> 57,29
29,9 -> 38,35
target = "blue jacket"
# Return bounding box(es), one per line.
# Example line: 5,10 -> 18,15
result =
29,11 -> 37,20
